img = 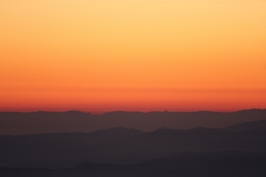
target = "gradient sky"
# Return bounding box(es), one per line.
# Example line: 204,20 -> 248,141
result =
1,0 -> 266,113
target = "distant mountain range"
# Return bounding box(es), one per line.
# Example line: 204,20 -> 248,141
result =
1,119 -> 266,168
1,109 -> 266,135
1,152 -> 266,177
75,151 -> 266,177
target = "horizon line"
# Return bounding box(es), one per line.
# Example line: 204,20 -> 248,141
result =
1,108 -> 265,115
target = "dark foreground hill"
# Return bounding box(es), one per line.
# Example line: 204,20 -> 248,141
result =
1,109 -> 266,135
1,120 -> 266,168
1,151 -> 266,177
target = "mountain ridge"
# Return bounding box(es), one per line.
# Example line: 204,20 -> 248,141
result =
2,151 -> 266,177
1,109 -> 266,135
1,119 -> 266,168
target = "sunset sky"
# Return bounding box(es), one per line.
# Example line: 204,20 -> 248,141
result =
1,0 -> 266,113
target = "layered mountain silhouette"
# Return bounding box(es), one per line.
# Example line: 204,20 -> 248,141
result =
1,151 -> 266,177
1,119 -> 266,168
1,110 -> 266,176
1,109 -> 266,135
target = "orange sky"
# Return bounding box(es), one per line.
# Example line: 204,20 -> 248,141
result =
1,0 -> 266,113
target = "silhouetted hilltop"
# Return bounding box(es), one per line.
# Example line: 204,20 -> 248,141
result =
1,109 -> 266,135
223,120 -> 266,131
83,127 -> 143,142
